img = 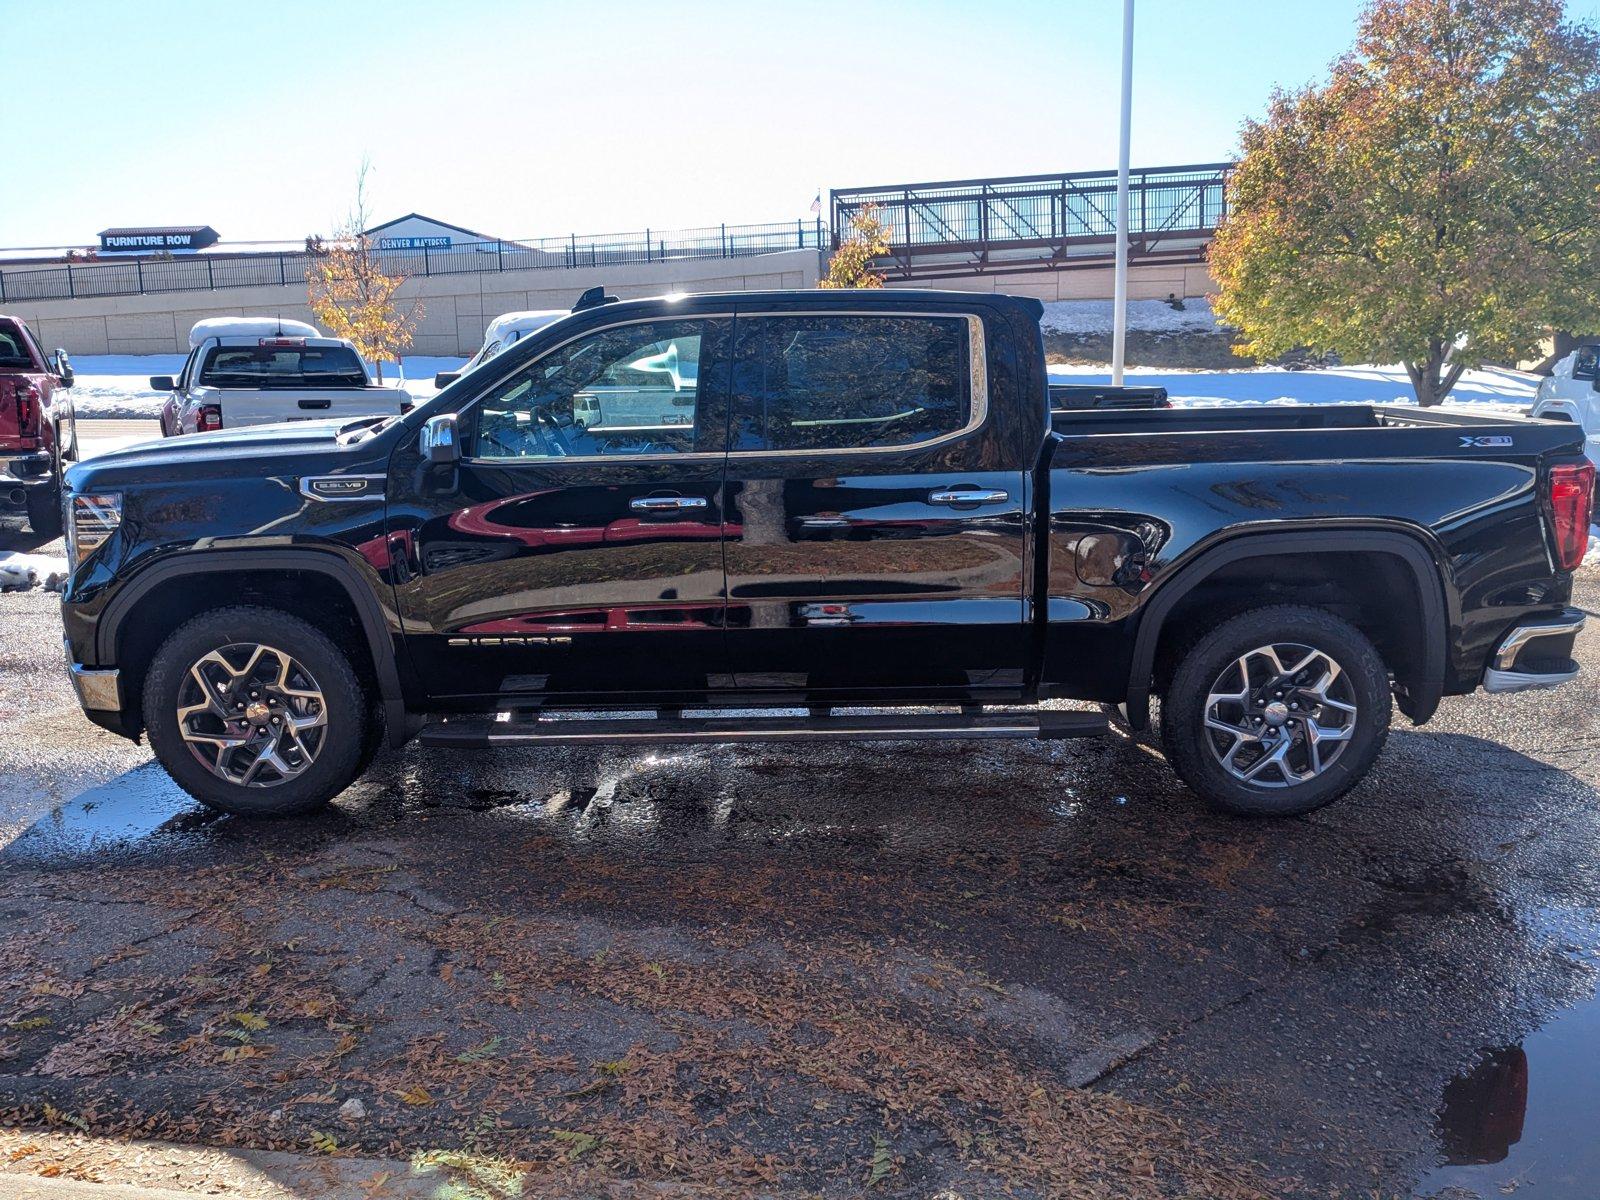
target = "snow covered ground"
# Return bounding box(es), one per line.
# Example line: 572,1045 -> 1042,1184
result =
1046,361 -> 1538,411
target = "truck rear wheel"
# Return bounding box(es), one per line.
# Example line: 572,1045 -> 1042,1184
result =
1160,605 -> 1391,817
143,606 -> 369,817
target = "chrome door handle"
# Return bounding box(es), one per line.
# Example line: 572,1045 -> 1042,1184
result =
630,495 -> 709,511
928,488 -> 1009,506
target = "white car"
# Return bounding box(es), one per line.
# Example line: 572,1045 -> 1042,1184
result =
433,310 -> 568,388
1532,345 -> 1600,467
155,318 -> 411,436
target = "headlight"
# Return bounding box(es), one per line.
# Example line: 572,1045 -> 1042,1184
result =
67,492 -> 122,565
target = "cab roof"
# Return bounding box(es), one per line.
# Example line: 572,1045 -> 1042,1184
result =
188,317 -> 321,349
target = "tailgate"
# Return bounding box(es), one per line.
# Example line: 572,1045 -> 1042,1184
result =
216,387 -> 409,426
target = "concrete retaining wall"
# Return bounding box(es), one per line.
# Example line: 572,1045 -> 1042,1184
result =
4,249 -> 1216,358
5,250 -> 823,358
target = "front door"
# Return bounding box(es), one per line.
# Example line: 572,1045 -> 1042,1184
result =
388,316 -> 733,704
721,309 -> 1029,700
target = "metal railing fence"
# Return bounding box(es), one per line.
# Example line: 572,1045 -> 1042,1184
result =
0,218 -> 831,304
831,162 -> 1232,265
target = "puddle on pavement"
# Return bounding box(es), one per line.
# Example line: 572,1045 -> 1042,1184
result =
1414,914 -> 1600,1199
0,763 -> 218,863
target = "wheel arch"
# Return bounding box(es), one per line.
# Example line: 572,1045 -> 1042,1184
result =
1124,527 -> 1451,730
98,548 -> 409,748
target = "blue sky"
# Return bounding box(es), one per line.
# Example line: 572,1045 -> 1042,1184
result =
5,0 -> 1571,249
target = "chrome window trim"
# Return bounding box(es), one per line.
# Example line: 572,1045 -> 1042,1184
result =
462,315 -> 732,466
727,310 -> 987,459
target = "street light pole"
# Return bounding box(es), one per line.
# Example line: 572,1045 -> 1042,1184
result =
1111,0 -> 1134,386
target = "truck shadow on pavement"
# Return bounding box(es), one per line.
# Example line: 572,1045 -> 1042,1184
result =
0,728 -> 1597,1199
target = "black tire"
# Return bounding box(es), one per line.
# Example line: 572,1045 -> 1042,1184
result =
1160,605 -> 1391,817
143,606 -> 370,817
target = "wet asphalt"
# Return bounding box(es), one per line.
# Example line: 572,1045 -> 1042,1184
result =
2,512 -> 1599,1200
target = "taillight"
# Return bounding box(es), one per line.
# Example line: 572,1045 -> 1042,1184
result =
1547,460 -> 1595,572
196,403 -> 224,433
11,381 -> 41,449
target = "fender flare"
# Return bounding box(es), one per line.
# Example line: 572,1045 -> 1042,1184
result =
1124,528 -> 1450,730
98,548 -> 409,748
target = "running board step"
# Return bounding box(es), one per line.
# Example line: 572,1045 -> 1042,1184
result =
417,710 -> 1108,749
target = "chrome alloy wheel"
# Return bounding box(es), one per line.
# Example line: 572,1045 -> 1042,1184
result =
1202,642 -> 1358,788
175,643 -> 328,787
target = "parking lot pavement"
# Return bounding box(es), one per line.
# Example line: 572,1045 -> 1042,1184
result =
1,517 -> 1597,1198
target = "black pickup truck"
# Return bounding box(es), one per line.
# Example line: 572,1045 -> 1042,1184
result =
59,289 -> 1593,820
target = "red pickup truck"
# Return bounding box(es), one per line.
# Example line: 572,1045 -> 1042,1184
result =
0,314 -> 76,536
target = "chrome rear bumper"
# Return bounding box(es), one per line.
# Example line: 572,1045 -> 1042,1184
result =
1482,610 -> 1586,694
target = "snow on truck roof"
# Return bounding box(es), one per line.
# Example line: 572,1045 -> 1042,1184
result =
187,317 -> 322,348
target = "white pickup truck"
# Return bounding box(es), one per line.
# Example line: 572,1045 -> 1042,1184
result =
154,318 -> 411,437
432,310 -> 567,388
1531,344 -> 1600,467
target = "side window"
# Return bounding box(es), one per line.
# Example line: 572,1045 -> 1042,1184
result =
1574,346 -> 1598,382
731,315 -> 973,452
470,319 -> 709,461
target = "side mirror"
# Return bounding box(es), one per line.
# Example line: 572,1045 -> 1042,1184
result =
433,371 -> 461,388
51,350 -> 75,387
149,375 -> 177,391
420,413 -> 460,464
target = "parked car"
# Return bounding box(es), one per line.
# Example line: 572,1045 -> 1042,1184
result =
1531,344 -> 1600,467
0,313 -> 75,536
154,318 -> 411,437
60,289 -> 1593,821
433,310 -> 568,389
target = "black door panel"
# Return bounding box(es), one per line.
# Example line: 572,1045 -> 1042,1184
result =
721,311 -> 1028,698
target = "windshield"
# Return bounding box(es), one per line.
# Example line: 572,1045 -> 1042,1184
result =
199,345 -> 369,388
0,325 -> 34,370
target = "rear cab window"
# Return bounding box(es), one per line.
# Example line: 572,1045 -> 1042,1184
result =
0,321 -> 37,370
199,344 -> 369,388
729,314 -> 978,452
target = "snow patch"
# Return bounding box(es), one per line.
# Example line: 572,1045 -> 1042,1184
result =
0,552 -> 69,594
1046,362 -> 1538,409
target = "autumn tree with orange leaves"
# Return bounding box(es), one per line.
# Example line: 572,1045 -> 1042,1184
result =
306,164 -> 423,383
1211,0 -> 1600,404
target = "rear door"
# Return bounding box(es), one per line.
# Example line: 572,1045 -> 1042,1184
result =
388,315 -> 735,703
721,307 -> 1029,699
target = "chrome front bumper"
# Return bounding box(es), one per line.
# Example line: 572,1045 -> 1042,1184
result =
64,640 -> 121,712
1482,610 -> 1586,694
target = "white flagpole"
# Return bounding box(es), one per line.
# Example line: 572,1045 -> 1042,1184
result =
1112,0 -> 1134,386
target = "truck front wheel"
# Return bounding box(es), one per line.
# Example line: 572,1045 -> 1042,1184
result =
142,606 -> 370,817
1160,605 -> 1391,817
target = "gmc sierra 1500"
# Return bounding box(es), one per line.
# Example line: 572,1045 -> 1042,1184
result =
59,288 -> 1593,820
